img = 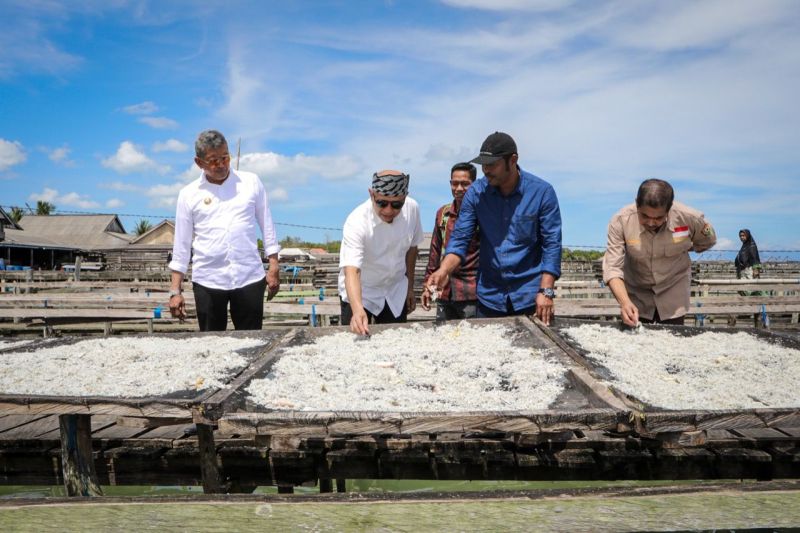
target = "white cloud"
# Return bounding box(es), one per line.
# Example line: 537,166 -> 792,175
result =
47,145 -> 74,165
239,152 -> 363,185
101,141 -> 170,175
105,198 -> 124,208
100,181 -> 144,192
146,182 -> 186,208
59,191 -> 100,209
440,0 -> 574,12
138,116 -> 179,129
152,139 -> 189,153
0,139 -> 27,171
269,187 -> 288,202
29,187 -> 58,203
29,188 -> 100,209
122,101 -> 159,115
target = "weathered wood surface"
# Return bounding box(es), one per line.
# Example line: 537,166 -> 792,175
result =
1,413 -> 798,487
59,414 -> 102,496
218,410 -> 624,438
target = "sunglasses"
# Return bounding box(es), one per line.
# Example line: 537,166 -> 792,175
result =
374,198 -> 405,209
197,153 -> 231,167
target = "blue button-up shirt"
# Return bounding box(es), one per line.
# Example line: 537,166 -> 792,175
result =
445,167 -> 562,312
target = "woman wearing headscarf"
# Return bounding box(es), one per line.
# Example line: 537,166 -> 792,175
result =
734,229 -> 761,280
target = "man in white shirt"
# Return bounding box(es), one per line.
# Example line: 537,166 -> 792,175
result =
168,130 -> 281,331
339,170 -> 424,335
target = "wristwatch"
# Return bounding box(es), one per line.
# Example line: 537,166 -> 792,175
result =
538,287 -> 556,299
168,289 -> 182,298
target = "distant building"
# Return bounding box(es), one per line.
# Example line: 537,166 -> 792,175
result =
1,212 -> 130,270
104,220 -> 175,271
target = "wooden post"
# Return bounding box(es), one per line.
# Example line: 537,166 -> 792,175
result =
74,255 -> 82,282
196,423 -> 223,494
277,485 -> 295,494
147,318 -> 154,334
336,478 -> 347,493
59,414 -> 102,496
319,478 -> 333,493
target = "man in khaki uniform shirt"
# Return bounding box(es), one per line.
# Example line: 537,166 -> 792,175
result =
603,179 -> 716,326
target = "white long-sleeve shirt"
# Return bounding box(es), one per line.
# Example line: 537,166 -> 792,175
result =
338,197 -> 423,317
169,169 -> 281,290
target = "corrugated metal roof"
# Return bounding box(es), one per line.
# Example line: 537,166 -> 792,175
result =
17,214 -> 134,250
1,228 -> 79,250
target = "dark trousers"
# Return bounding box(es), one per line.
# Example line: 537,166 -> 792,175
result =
436,300 -> 478,320
340,299 -> 407,326
193,277 -> 266,331
641,309 -> 685,326
476,298 -> 535,318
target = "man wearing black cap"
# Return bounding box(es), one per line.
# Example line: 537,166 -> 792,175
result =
427,132 -> 562,324
338,170 -> 424,335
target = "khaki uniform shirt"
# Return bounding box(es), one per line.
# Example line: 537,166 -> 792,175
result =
602,201 -> 716,320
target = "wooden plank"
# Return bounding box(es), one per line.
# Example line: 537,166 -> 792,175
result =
199,329 -> 297,420
197,423 -> 223,494
35,414 -> 118,440
732,428 -> 799,443
0,414 -> 60,440
116,416 -> 192,429
0,414 -> 52,434
528,317 -> 634,412
59,414 -> 103,496
0,398 -> 193,418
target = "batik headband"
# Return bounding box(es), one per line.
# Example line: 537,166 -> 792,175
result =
371,171 -> 410,196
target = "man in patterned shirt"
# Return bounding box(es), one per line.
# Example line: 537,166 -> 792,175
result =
421,162 -> 480,320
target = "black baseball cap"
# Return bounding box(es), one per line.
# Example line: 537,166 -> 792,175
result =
470,132 -> 517,165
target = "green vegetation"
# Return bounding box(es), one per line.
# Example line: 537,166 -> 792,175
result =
9,206 -> 24,223
134,219 -> 153,236
35,201 -> 56,216
562,248 -> 604,261
279,236 -> 340,253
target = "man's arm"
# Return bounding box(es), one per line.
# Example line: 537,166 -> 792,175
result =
168,190 -> 191,319
168,270 -> 187,319
690,215 -> 716,253
602,214 -> 638,326
422,209 -> 444,310
427,253 -> 462,293
266,253 -> 280,300
343,265 -> 369,335
405,246 -> 418,314
535,272 -> 556,325
535,185 -> 562,325
608,277 -> 639,327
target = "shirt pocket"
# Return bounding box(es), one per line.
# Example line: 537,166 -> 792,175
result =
511,214 -> 538,244
663,240 -> 692,257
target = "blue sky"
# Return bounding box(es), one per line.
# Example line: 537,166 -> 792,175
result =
2,0 -> 799,256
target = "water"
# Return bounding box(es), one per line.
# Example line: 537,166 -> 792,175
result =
0,488 -> 798,532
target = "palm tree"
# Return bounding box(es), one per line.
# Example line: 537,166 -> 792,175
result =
134,219 -> 153,236
36,201 -> 55,215
9,206 -> 24,223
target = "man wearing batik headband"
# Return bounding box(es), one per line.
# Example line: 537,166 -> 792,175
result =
338,170 -> 424,336
603,178 -> 717,327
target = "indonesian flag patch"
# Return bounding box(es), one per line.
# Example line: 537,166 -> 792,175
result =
672,225 -> 690,243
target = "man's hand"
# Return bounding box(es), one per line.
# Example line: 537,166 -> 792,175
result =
406,287 -> 417,314
426,268 -> 451,294
535,292 -> 554,326
169,294 -> 186,319
619,300 -> 640,327
349,308 -> 370,336
421,286 -> 432,311
266,268 -> 280,301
